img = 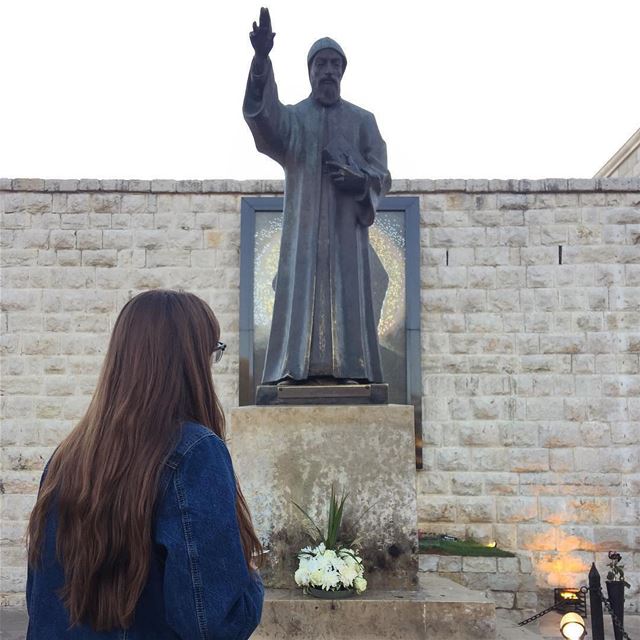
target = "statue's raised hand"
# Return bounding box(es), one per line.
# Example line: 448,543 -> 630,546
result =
250,7 -> 275,59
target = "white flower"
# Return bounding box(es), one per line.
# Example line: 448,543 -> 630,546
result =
331,556 -> 346,574
340,549 -> 358,565
309,567 -> 325,587
353,577 -> 367,594
320,569 -> 341,591
338,563 -> 358,587
312,554 -> 330,572
317,542 -> 326,554
294,566 -> 311,587
324,549 -> 337,560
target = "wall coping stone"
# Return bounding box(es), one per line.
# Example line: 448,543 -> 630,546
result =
1,177 -> 639,194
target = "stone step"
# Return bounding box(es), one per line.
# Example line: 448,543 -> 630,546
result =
254,575 -> 496,640
496,612 -> 543,640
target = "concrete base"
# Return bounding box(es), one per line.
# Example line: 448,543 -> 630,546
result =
230,404 -> 418,590
253,576 -> 497,640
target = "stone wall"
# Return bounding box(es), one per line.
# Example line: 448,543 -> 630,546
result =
1,177 -> 639,610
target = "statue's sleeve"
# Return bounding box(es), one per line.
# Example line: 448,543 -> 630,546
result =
243,58 -> 291,166
356,112 -> 392,227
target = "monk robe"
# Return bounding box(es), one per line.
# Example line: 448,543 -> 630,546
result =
243,58 -> 391,384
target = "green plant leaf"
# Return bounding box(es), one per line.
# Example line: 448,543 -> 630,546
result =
291,499 -> 325,545
325,486 -> 349,549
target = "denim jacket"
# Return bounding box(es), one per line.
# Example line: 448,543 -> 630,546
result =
27,422 -> 264,639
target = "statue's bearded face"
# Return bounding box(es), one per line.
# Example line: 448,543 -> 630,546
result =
309,49 -> 344,106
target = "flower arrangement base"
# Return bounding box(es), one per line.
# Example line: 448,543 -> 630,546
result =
307,587 -> 355,599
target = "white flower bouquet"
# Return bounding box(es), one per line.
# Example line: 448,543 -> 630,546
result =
292,486 -> 368,596
295,542 -> 367,594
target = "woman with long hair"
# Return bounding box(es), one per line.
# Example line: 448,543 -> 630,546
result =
26,289 -> 264,639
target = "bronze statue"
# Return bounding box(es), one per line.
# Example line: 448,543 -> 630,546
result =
244,8 -> 391,388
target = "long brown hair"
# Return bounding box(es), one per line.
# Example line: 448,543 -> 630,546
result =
27,289 -> 261,631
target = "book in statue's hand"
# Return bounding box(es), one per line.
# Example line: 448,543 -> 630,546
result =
322,136 -> 366,175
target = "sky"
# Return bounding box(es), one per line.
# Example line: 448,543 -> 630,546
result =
2,0 -> 639,181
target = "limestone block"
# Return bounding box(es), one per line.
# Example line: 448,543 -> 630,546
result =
549,449 -> 574,472
437,447 -> 471,471
90,193 -> 120,213
422,289 -> 457,313
487,289 -> 520,312
595,354 -> 617,373
618,354 -> 640,373
456,497 -> 494,523
526,399 -> 564,421
448,247 -> 475,265
532,288 -> 558,311
467,267 -> 496,289
102,230 -> 133,250
499,226 -> 528,247
55,250 -> 80,266
521,246 -> 557,265
611,422 -> 640,444
130,213 -> 154,229
230,405 -> 418,590
150,179 -> 177,193
508,449 -> 549,473
76,179 -> 100,191
466,313 -> 502,332
526,266 -> 555,288
491,590 -> 515,609
418,554 -> 439,571
417,469 -> 448,495
451,475 -> 483,496
462,556 -> 497,573
540,335 -> 585,354
469,447 -> 508,472
603,207 -> 640,224
165,229 -> 202,250
475,247 -> 511,266
437,556 -> 462,572
82,250 -> 118,267
146,250 -> 190,267
538,423 -> 580,448
120,194 -> 148,213
418,496 -> 455,523
457,571 -> 490,591
485,473 -> 520,496
611,497 -> 639,525
155,210 -> 195,230
575,446 -> 637,473
496,266 -> 525,288
587,398 -> 628,422
491,525 -> 516,550
496,497 -> 538,523
604,375 -> 640,397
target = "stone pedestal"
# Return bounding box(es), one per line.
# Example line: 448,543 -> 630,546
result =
253,576 -> 497,640
229,404 -> 418,589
